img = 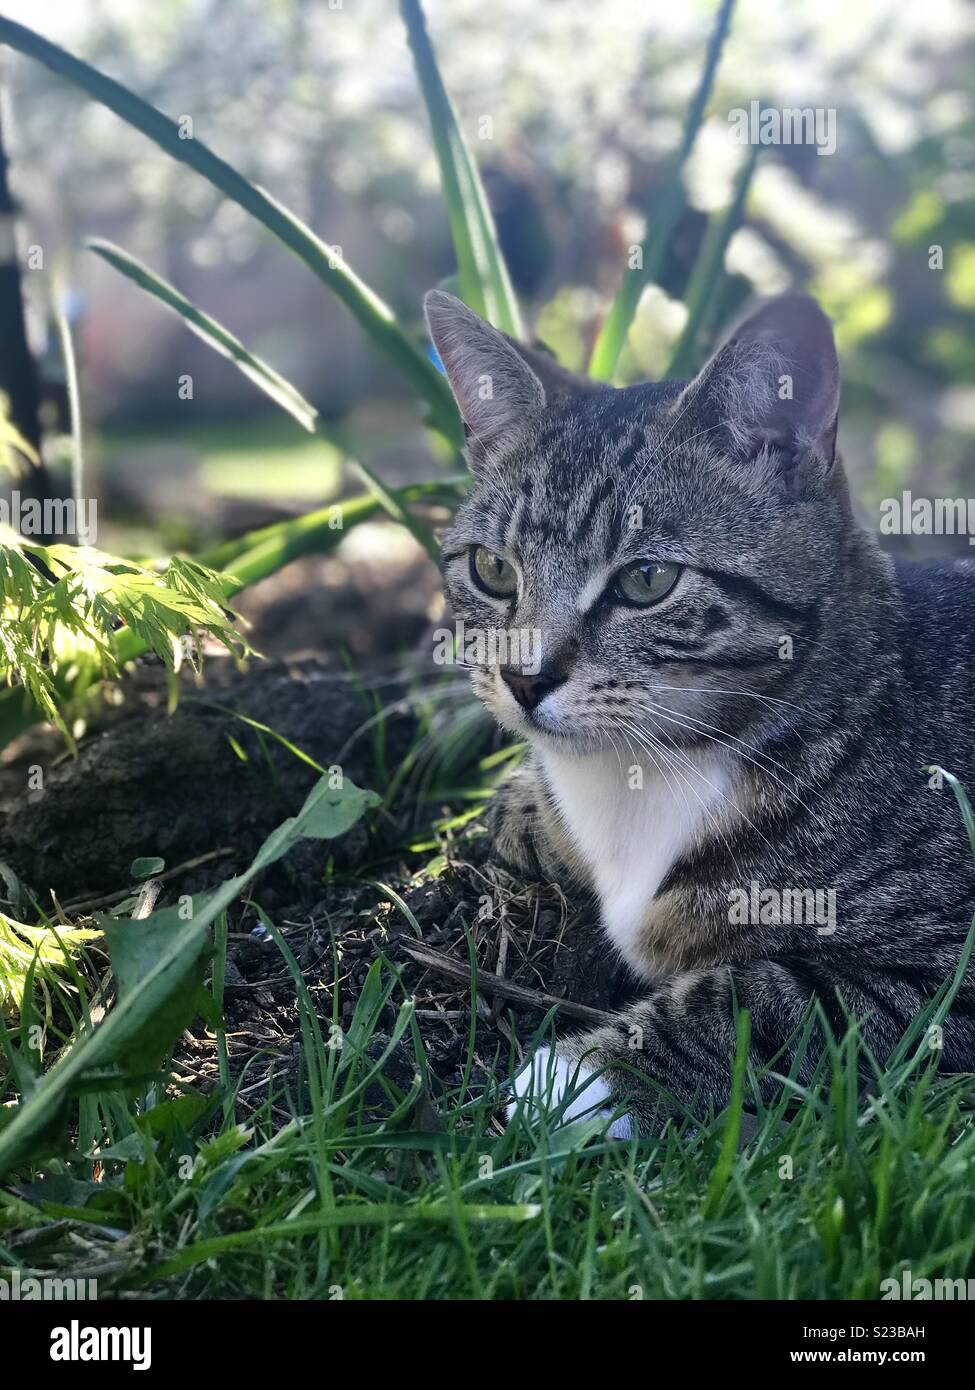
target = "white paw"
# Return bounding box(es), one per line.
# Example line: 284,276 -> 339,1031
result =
505,1046 -> 633,1138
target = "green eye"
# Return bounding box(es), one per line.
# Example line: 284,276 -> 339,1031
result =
613,560 -> 681,607
470,546 -> 518,598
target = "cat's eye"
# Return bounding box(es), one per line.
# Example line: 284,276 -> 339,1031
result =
612,560 -> 681,607
470,545 -> 518,598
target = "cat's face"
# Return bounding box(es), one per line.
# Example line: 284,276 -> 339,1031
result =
428,291 -> 850,756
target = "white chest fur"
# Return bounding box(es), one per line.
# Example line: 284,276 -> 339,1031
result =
536,744 -> 734,979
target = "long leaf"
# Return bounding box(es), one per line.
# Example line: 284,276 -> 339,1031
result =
147,1202 -> 541,1280
0,17 -> 463,447
0,774 -> 380,1173
665,139 -> 761,379
588,0 -> 736,381
88,239 -> 318,431
86,238 -> 440,559
400,0 -> 522,338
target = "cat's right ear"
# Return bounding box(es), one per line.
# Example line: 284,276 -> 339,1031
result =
674,292 -> 840,486
424,290 -> 546,461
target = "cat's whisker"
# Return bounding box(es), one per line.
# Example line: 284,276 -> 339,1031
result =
646,682 -> 811,718
608,715 -> 687,814
610,714 -> 760,874
629,695 -> 803,785
645,721 -> 777,865
603,722 -> 627,779
614,706 -> 772,840
630,698 -> 818,824
608,716 -> 702,844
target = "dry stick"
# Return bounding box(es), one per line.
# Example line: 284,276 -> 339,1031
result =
61,846 -> 235,916
401,942 -> 615,1027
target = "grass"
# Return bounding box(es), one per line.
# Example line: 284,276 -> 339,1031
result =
4,979 -> 975,1299
2,702 -> 975,1301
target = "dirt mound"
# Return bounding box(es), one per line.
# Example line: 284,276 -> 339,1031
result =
0,660 -> 414,906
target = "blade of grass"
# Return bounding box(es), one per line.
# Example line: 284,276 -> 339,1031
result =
587,0 -> 736,381
400,0 -> 522,338
87,239 -> 318,431
702,1006 -> 750,1218
86,239 -> 441,560
0,17 -> 462,447
145,1202 -> 542,1281
665,139 -> 761,378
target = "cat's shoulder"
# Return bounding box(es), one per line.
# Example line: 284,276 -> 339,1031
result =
892,559 -> 975,695
893,555 -> 975,623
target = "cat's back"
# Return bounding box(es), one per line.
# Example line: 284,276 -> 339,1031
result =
893,558 -> 975,776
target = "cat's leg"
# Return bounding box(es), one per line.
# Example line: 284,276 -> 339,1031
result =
507,949 -> 971,1136
487,755 -> 585,887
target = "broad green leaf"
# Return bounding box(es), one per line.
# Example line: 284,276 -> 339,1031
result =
0,17 -> 462,448
250,774 -> 380,874
0,772 -> 379,1173
400,0 -> 522,337
101,912 -> 212,1075
588,0 -> 737,381
136,1091 -> 210,1140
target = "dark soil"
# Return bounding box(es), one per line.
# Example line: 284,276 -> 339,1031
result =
0,541 -> 632,1120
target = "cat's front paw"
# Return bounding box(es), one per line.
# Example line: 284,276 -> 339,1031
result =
505,1045 -> 633,1138
487,767 -> 548,879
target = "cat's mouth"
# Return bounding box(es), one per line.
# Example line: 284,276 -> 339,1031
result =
487,678 -> 601,749
474,667 -> 614,752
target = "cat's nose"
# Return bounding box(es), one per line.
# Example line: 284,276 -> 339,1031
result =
500,666 -> 565,711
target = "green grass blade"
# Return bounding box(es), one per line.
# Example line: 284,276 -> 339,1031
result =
86,238 -> 441,560
587,0 -> 737,381
702,1006 -> 751,1218
346,458 -> 440,563
0,17 -> 462,447
665,139 -> 761,379
936,767 -> 975,861
87,239 -> 318,431
400,0 -> 522,338
146,1203 -> 541,1281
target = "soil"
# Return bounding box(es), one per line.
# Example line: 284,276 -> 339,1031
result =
0,536 -> 632,1120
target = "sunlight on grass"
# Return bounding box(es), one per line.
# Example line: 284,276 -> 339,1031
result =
201,437 -> 343,502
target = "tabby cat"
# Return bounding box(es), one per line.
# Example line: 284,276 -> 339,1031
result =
425,287 -> 975,1136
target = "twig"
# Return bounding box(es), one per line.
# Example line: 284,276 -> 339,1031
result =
401,942 -> 615,1026
61,847 -> 235,916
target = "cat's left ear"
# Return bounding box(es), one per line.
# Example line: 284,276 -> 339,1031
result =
682,292 -> 840,476
424,290 -> 546,461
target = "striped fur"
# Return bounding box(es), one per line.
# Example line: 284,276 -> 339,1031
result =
426,290 -> 975,1133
